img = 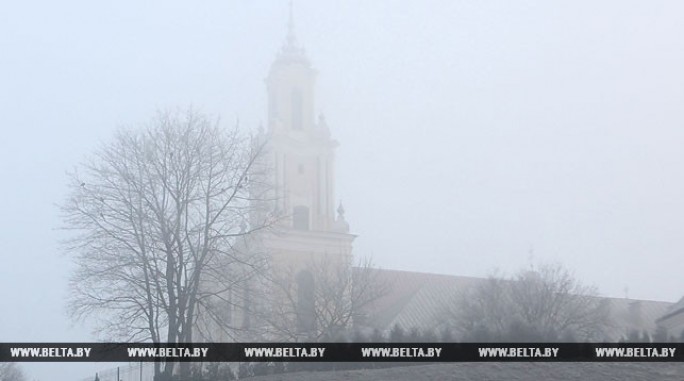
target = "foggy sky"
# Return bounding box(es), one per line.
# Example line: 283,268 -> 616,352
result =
2,1 -> 684,379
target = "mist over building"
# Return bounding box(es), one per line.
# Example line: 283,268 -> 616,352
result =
3,2 -> 684,380
194,6 -> 684,345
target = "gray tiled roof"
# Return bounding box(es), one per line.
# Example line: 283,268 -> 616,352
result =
357,267 -> 674,340
357,268 -> 484,331
601,297 -> 673,339
657,296 -> 684,323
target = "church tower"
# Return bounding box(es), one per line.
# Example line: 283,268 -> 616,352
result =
257,7 -> 355,336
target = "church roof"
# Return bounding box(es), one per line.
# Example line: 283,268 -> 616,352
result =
357,268 -> 485,331
656,296 -> 684,324
356,267 -> 673,341
601,297 -> 673,339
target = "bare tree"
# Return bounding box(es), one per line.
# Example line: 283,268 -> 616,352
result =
263,256 -> 388,342
0,363 -> 26,381
61,109 -> 271,380
451,262 -> 610,342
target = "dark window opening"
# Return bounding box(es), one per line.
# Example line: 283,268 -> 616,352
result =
291,89 -> 303,130
293,205 -> 309,230
296,270 -> 315,333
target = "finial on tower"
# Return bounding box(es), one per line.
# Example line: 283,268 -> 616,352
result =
273,0 -> 308,64
286,0 -> 297,48
333,202 -> 350,233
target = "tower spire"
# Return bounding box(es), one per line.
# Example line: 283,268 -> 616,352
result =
275,0 -> 307,62
286,0 -> 296,48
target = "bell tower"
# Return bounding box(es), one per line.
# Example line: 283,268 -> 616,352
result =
257,5 -> 355,337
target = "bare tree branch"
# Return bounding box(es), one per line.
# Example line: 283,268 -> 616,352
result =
447,262 -> 610,342
61,108 -> 272,380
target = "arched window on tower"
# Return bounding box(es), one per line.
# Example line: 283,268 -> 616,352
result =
291,89 -> 303,130
293,205 -> 309,230
296,270 -> 315,333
